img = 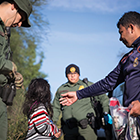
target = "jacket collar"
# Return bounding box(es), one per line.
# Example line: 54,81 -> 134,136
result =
0,18 -> 6,32
131,36 -> 140,48
64,79 -> 82,87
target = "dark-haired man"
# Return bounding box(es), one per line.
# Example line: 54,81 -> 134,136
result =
53,64 -> 110,140
0,0 -> 32,139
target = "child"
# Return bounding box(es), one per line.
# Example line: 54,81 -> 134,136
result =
23,78 -> 61,140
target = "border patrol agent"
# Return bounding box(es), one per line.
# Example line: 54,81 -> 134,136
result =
53,64 -> 110,140
0,0 -> 32,139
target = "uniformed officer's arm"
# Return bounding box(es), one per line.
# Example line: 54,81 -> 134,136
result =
85,80 -> 109,112
0,37 -> 23,88
0,55 -> 13,74
96,94 -> 109,113
87,81 -> 93,86
52,90 -> 62,123
0,37 -> 12,74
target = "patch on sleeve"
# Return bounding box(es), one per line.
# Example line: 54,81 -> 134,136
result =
78,85 -> 84,90
133,57 -> 138,67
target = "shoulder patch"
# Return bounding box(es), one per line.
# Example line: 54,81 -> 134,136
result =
78,85 -> 84,90
133,57 -> 139,67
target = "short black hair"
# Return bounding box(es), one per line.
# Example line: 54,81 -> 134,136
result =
117,11 -> 140,29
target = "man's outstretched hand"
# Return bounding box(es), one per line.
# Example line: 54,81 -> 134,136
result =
59,91 -> 78,106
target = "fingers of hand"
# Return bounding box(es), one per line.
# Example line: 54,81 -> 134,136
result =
15,81 -> 23,87
61,93 -> 67,97
15,86 -> 22,89
59,97 -> 65,102
59,98 -> 67,104
54,129 -> 62,138
10,62 -> 17,79
14,72 -> 23,88
15,81 -> 23,89
60,100 -> 71,106
130,106 -> 138,117
8,72 -> 15,79
12,62 -> 17,72
15,80 -> 24,89
59,98 -> 69,106
130,111 -> 137,117
15,72 -> 23,81
15,79 -> 23,87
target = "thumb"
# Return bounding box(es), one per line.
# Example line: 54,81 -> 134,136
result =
61,93 -> 67,97
130,109 -> 133,115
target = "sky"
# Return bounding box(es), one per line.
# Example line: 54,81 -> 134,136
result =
40,0 -> 140,100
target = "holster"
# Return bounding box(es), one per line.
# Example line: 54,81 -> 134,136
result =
87,112 -> 96,129
0,83 -> 16,106
79,118 -> 88,129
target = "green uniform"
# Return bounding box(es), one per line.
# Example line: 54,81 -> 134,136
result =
0,19 -> 13,85
0,18 -> 13,140
53,79 -> 109,140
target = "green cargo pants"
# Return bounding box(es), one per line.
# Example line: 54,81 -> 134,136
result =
0,98 -> 7,140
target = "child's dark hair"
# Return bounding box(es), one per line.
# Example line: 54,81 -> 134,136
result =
23,78 -> 53,118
